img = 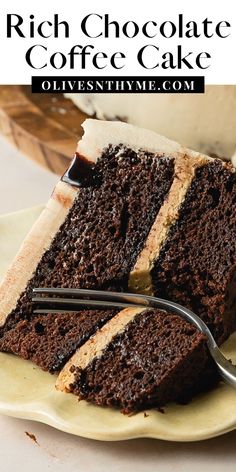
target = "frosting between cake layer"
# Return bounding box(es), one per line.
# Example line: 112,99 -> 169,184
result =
56,306 -> 144,392
129,154 -> 208,295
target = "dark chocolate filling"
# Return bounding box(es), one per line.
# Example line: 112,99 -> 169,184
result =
71,309 -> 217,413
151,160 -> 236,344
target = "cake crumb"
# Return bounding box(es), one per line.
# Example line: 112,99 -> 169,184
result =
157,407 -> 165,414
144,412 -> 149,418
127,411 -> 137,417
25,431 -> 39,445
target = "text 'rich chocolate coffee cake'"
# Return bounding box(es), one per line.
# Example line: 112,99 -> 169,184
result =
0,119 -> 235,412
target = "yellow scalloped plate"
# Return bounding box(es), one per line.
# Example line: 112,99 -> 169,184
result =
0,207 -> 236,442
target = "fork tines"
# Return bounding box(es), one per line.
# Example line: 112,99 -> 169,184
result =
32,287 -> 147,314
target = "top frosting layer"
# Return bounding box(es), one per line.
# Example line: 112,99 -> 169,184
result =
77,119 -> 205,163
67,86 -> 236,159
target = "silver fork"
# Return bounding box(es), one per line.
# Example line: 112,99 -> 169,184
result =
32,287 -> 236,389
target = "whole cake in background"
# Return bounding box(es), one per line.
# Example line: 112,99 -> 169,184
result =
0,119 -> 235,412
65,86 -> 236,161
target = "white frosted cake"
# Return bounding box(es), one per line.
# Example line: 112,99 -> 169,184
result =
65,86 -> 236,160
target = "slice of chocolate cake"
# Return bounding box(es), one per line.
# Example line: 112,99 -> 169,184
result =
57,307 -> 217,413
0,121 -> 181,372
0,119 -> 235,408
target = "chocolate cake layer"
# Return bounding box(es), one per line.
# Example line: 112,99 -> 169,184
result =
0,145 -> 174,372
151,160 -> 236,344
44,146 -> 174,291
60,308 -> 217,413
0,309 -> 117,373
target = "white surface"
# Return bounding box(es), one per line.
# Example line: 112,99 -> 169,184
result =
0,135 -> 58,215
0,134 -> 236,470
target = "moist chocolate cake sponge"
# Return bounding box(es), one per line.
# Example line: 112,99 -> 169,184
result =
0,119 -> 235,411
0,308 -> 117,373
33,147 -> 175,292
151,160 -> 236,344
57,308 -> 218,413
